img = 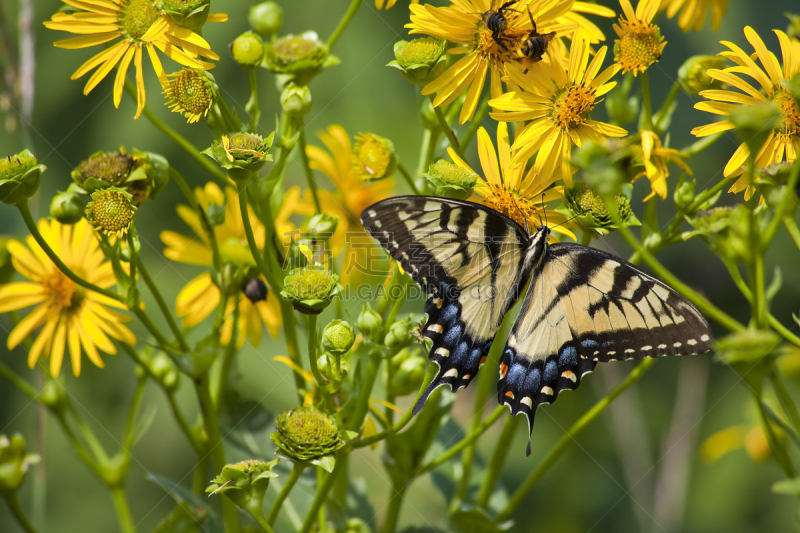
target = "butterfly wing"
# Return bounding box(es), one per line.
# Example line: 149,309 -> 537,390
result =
361,196 -> 532,413
497,242 -> 712,452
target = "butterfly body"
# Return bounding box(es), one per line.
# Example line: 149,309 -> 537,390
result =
361,196 -> 712,454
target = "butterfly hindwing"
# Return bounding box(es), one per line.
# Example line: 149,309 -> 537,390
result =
498,243 -> 713,450
361,197 -> 532,413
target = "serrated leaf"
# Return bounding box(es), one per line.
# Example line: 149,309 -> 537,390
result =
131,403 -> 157,445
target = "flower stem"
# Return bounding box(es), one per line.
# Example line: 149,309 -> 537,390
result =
429,95 -> 463,159
17,201 -> 123,302
580,231 -> 593,246
267,463 -> 306,525
110,485 -> 137,533
135,257 -> 191,352
418,406 -> 505,476
299,461 -> 344,533
4,493 -> 39,533
0,360 -> 39,398
680,132 -> 724,157
653,80 -> 680,133
347,352 -> 382,432
460,95 -> 490,150
126,81 -> 228,184
381,479 -> 409,533
496,358 -> 657,522
169,168 -> 222,270
247,69 -> 261,133
784,216 -> 800,249
417,128 -> 433,179
641,71 -> 653,131
476,414 -> 520,508
298,124 -> 323,213
306,314 -> 334,410
762,160 -> 800,246
397,163 -> 421,195
771,366 -> 800,438
327,0 -> 362,50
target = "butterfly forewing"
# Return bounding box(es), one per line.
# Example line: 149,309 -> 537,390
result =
498,243 -> 713,445
361,197 -> 532,412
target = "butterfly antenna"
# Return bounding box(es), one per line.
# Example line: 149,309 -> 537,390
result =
512,198 -> 530,234
541,193 -> 548,228
550,212 -> 582,232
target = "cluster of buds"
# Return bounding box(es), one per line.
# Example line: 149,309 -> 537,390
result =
388,347 -> 427,397
71,148 -> 169,204
685,205 -> 757,263
0,433 -> 40,497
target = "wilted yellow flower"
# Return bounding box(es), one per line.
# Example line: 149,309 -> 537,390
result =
690,27 -> 800,200
491,32 -> 626,185
44,0 -> 221,119
408,0 -> 613,123
0,219 -> 134,376
633,131 -> 692,200
613,0 -> 666,76
658,0 -> 729,32
163,68 -> 218,124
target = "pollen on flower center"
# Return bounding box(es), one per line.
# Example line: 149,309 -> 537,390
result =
476,25 -> 525,62
42,269 -> 84,311
773,89 -> 800,137
481,185 -> 534,229
615,20 -> 665,75
121,0 -> 161,41
551,85 -> 596,130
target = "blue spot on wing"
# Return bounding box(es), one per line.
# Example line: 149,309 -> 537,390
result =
544,360 -> 558,382
452,341 -> 469,363
524,368 -> 541,392
559,345 -> 578,367
441,304 -> 459,327
507,364 -> 526,387
443,324 -> 462,347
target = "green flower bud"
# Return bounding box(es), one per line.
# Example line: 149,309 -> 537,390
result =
729,102 -> 782,162
270,406 -> 345,463
39,379 -> 69,415
352,133 -> 397,181
317,352 -> 349,383
203,132 -> 275,185
50,191 -> 86,225
389,350 -> 427,396
673,174 -> 696,211
280,83 -> 312,117
207,202 -> 226,226
387,37 -> 447,86
345,518 -> 373,533
321,320 -> 356,355
307,213 -> 339,240
157,0 -> 209,33
678,55 -> 726,96
424,160 -> 478,200
71,148 -> 167,203
85,187 -> 137,238
281,267 -> 341,314
357,303 -> 383,343
384,316 -> 418,350
786,12 -> 800,40
686,205 -> 753,263
560,182 -> 640,236
138,347 -> 180,392
715,330 -> 779,365
231,31 -> 264,69
249,1 -> 283,38
264,32 -> 339,86
207,459 -> 279,518
0,150 -> 44,205
163,68 -> 219,124
0,433 -> 40,496
573,141 -> 627,197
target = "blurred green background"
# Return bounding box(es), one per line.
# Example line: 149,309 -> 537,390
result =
1,0 -> 800,531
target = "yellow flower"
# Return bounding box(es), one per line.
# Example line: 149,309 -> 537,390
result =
690,27 -> 800,200
44,0 -> 222,119
0,219 -> 134,376
490,31 -> 627,185
634,131 -> 692,200
376,0 -> 419,8
613,0 -> 666,76
658,0 -> 729,33
700,424 -> 771,463
306,126 -> 394,281
456,122 -> 575,239
408,0 -> 614,123
161,182 -> 309,347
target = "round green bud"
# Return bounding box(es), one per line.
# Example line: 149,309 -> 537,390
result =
345,518 -> 373,533
307,213 -> 339,239
424,160 -> 478,200
317,353 -> 349,383
389,353 -> 427,396
321,319 -> 355,355
281,267 -> 341,314
0,150 -> 44,205
352,133 -> 397,181
206,458 -> 280,508
0,433 -> 40,496
678,55 -> 726,96
264,32 -> 335,86
39,379 -> 69,415
50,191 -> 86,225
231,31 -> 264,69
387,37 -> 447,86
673,175 -> 696,211
357,304 -> 383,343
562,182 -> 639,236
270,406 -> 345,462
249,1 -> 283,37
280,83 -> 312,117
384,317 -> 418,350
202,132 -> 275,185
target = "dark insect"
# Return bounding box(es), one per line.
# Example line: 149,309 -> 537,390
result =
361,196 -> 712,455
481,0 -> 520,51
518,10 -> 556,70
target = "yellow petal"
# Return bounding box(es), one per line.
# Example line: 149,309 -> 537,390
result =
54,31 -> 119,49
7,304 -> 50,349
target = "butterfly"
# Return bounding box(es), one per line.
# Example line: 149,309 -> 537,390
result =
361,196 -> 712,455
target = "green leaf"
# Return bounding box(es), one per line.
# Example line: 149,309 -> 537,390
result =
310,454 -> 336,473
131,403 -> 157,445
448,504 -> 513,533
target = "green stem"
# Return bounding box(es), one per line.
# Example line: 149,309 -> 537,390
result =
110,486 -> 137,533
653,80 -> 680,133
327,0 -> 362,50
641,71 -> 653,131
169,168 -> 222,271
783,217 -> 800,249
417,129 -> 433,179
267,463 -> 306,525
347,352 -> 382,432
580,231 -> 593,246
299,461 -> 344,533
429,95 -> 463,159
755,394 -> 796,478
306,314 -> 334,409
381,479 -> 408,533
460,96 -> 490,150
214,303 -> 240,410
238,185 -> 278,289
0,360 -> 39,398
298,124 -> 323,213
418,406 -> 505,476
122,378 -> 146,452
17,202 -> 122,302
476,415 -> 520,508
497,358 -> 657,522
762,161 -> 800,246
247,69 -> 261,133
135,257 -> 190,352
4,493 -> 39,533
195,379 -> 239,532
771,367 -> 800,438
753,252 -> 767,329
680,132 -> 724,157
397,163 -> 421,195
127,81 -> 228,183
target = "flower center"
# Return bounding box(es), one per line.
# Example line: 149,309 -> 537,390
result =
772,88 -> 800,138
273,37 -> 322,64
87,189 -> 136,236
0,151 -> 37,180
550,85 -> 596,130
395,37 -> 445,67
476,24 -> 526,63
283,408 -> 338,444
352,133 -> 394,180
481,184 -> 534,230
284,269 -> 337,300
121,0 -> 161,41
43,269 -> 84,311
616,21 -> 663,74
76,152 -> 134,186
167,69 -> 213,115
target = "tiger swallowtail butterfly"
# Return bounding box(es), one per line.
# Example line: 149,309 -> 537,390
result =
361,196 -> 712,455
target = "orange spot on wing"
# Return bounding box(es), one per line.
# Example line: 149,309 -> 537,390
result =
479,355 -> 487,367
505,391 -> 515,399
500,362 -> 508,379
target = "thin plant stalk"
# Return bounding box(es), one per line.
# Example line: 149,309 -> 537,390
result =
298,124 -> 323,212
110,486 -> 137,533
327,0 -> 362,49
429,95 -> 463,159
135,257 -> 190,352
397,163 -> 421,195
476,415 -> 520,508
641,71 -> 653,131
300,461 -> 344,533
3,493 -> 38,533
267,463 -> 307,525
